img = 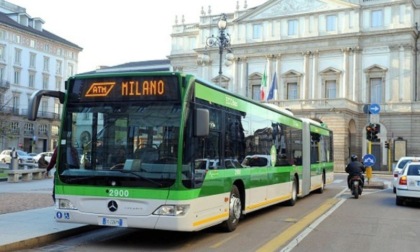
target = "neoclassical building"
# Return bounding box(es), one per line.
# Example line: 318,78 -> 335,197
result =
169,0 -> 420,171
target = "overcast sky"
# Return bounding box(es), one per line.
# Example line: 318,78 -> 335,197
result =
10,0 -> 267,73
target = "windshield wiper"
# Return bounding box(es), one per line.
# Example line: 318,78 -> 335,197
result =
114,170 -> 163,187
63,176 -> 95,183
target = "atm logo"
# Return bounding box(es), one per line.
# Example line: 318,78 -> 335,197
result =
85,82 -> 115,97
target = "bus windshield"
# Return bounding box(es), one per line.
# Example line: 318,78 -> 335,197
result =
58,101 -> 181,188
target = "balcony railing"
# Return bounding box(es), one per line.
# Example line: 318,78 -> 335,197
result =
20,109 -> 60,120
0,79 -> 10,89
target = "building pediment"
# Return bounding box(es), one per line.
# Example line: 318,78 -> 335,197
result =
249,72 -> 263,80
320,67 -> 342,76
282,70 -> 302,78
364,64 -> 388,73
237,0 -> 359,21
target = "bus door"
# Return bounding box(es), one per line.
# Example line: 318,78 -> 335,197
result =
301,121 -> 311,196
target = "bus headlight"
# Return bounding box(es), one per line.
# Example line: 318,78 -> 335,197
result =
153,205 -> 189,216
58,199 -> 78,210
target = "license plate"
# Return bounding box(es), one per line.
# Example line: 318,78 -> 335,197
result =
100,217 -> 126,227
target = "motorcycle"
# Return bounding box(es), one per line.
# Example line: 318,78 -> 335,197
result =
349,175 -> 364,199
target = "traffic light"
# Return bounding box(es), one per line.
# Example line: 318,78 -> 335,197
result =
385,141 -> 390,149
366,124 -> 373,141
371,124 -> 380,142
366,123 -> 380,142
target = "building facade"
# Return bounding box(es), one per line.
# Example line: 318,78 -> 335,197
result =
169,0 -> 420,171
0,1 -> 82,153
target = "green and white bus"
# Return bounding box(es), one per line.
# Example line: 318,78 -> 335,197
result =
28,71 -> 333,232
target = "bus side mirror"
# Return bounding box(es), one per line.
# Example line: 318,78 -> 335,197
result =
28,90 -> 65,121
194,108 -> 209,137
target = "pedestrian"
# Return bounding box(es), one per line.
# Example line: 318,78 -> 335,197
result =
46,147 -> 58,203
37,154 -> 49,168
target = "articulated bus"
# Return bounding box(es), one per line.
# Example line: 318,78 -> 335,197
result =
28,71 -> 333,232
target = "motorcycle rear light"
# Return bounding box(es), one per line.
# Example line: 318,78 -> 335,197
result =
399,176 -> 407,185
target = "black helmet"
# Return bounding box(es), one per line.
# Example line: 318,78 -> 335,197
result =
351,155 -> 358,161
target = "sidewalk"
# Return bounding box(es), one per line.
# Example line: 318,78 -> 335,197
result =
0,207 -> 92,251
0,175 -> 91,252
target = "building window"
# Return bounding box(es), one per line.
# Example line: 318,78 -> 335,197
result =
13,69 -> 20,84
43,56 -> 49,72
52,125 -> 59,136
30,39 -> 35,48
29,72 -> 35,88
12,95 -> 19,114
253,24 -> 262,39
55,77 -> 62,90
43,75 -> 49,89
14,48 -> 21,65
370,78 -> 382,104
288,20 -> 298,36
56,60 -> 62,75
371,10 -> 383,28
188,37 -> 196,50
252,84 -> 260,101
326,15 -> 337,32
29,52 -> 36,68
325,80 -> 337,98
287,82 -> 298,100
10,121 -> 19,134
68,64 -> 74,76
0,45 -> 5,61
24,122 -> 34,134
39,124 -> 48,135
0,67 -> 4,81
41,100 -> 48,113
14,35 -> 21,44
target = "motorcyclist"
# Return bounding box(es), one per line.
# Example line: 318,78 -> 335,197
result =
345,155 -> 366,189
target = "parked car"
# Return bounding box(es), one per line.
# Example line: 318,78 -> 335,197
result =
392,157 -> 420,193
195,158 -> 242,170
395,161 -> 420,205
0,149 -> 35,164
33,152 -> 54,163
241,155 -> 272,167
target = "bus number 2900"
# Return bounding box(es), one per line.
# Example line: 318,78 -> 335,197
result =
109,189 -> 129,197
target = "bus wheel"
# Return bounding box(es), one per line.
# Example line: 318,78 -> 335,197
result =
222,185 -> 241,232
286,178 -> 297,206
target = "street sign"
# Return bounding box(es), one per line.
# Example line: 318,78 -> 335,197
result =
369,103 -> 381,114
363,154 -> 376,166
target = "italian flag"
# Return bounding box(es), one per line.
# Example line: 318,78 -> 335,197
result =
260,67 -> 267,101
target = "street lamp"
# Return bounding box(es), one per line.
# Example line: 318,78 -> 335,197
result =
206,13 -> 234,86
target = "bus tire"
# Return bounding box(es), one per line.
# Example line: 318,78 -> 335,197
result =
222,185 -> 241,232
286,178 -> 297,206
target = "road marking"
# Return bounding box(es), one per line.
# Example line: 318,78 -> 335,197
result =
256,188 -> 347,252
209,233 -> 239,248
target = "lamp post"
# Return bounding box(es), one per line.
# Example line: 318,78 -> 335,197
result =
206,13 -> 234,86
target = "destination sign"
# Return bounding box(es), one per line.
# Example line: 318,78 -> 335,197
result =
71,75 -> 179,102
